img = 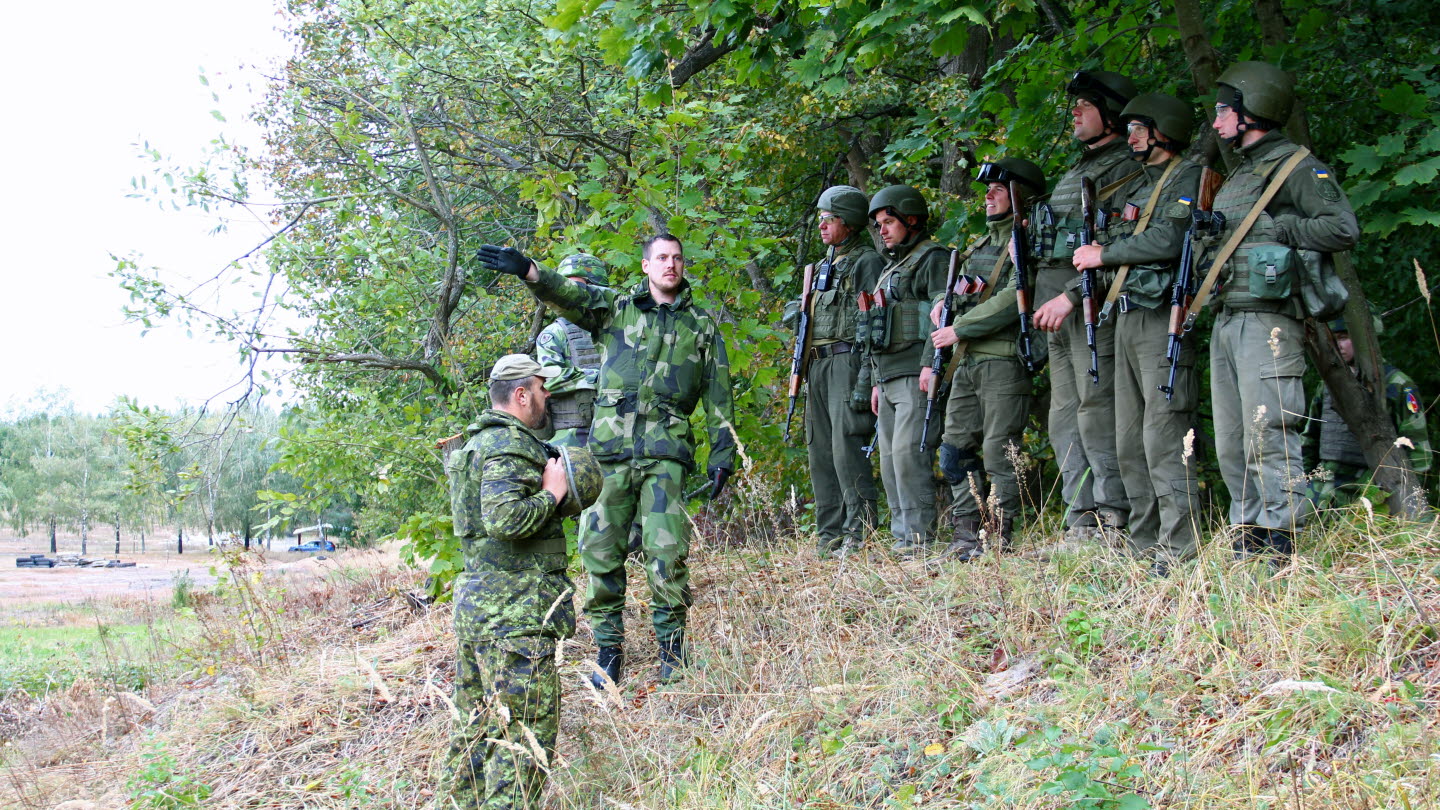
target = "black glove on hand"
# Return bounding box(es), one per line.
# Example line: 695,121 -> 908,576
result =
476,244 -> 531,278
707,467 -> 732,501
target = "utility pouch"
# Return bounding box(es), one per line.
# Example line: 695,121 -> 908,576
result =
1245,242 -> 1298,301
868,296 -> 891,351
811,288 -> 844,338
446,445 -> 480,536
1121,265 -> 1169,310
1296,248 -> 1350,320
882,297 -> 924,350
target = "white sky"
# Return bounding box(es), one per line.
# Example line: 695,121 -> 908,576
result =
0,2 -> 293,416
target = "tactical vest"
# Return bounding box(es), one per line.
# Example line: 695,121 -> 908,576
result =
1034,140 -> 1138,271
547,319 -> 599,430
810,246 -> 877,344
1107,158 -> 1199,310
873,238 -> 948,354
1318,388 -> 1367,467
1209,141 -> 1304,314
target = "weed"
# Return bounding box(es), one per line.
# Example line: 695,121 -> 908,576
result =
127,738 -> 213,808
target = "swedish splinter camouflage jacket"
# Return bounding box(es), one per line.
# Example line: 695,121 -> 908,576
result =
526,266 -> 737,473
445,408 -> 575,643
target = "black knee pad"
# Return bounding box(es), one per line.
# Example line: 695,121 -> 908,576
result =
939,443 -> 982,485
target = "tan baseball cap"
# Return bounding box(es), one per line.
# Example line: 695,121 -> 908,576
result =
490,354 -> 562,381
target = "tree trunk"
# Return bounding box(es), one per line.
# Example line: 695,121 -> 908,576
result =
114,517 -> 121,556
177,524 -> 184,555
49,520 -> 57,554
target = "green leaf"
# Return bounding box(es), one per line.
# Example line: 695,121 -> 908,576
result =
1339,144 -> 1383,176
1393,155 -> 1440,186
1378,82 -> 1428,117
1116,795 -> 1152,810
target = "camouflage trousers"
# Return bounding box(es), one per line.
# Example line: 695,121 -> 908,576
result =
1306,460 -> 1371,511
580,457 -> 692,649
440,636 -> 560,810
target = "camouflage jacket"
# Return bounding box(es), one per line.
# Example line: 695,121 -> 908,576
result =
1305,365 -> 1431,474
526,267 -> 737,473
445,409 -> 575,642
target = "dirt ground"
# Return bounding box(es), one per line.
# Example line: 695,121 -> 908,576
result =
0,533 -> 407,609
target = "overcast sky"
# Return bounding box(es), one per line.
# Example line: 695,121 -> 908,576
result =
0,2 -> 293,416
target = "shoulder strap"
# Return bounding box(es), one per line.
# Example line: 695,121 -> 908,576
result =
1185,147 -> 1311,328
1098,168 -> 1144,202
1100,157 -> 1184,320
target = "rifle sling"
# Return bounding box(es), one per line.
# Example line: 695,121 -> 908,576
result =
1185,147 -> 1311,328
1100,157 -> 1183,319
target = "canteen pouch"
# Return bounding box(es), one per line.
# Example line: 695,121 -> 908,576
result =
1297,248 -> 1350,320
1120,265 -> 1170,311
1245,242 -> 1298,302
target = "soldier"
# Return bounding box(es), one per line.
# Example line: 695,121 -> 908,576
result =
441,354 -> 577,810
1071,93 -> 1203,573
1206,61 -> 1359,556
477,235 -> 735,686
928,158 -> 1046,560
535,253 -> 610,448
866,185 -> 952,553
1305,316 -> 1430,509
799,186 -> 884,557
1032,70 -> 1140,541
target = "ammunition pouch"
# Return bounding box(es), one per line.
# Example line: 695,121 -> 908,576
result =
1244,242 -> 1298,302
876,296 -> 925,352
547,389 -> 595,431
811,287 -> 858,341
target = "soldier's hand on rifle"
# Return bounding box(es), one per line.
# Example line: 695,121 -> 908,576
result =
871,386 -> 880,416
1034,294 -> 1075,333
706,467 -> 731,501
1072,243 -> 1104,270
477,244 -> 536,280
918,366 -> 935,394
931,325 -> 959,349
929,299 -> 946,327
848,388 -> 870,413
541,457 -> 569,505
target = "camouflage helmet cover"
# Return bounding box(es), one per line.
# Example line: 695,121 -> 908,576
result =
1216,61 -> 1295,126
976,158 -> 1046,195
816,185 -> 870,230
868,184 -> 929,222
556,253 -> 610,286
555,444 -> 603,517
1120,92 -> 1197,149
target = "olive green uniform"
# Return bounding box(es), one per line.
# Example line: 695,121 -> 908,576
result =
1206,130 -> 1359,532
936,217 -> 1032,551
441,410 -> 576,810
525,267 -> 735,650
1098,158 -> 1204,562
1305,364 -> 1431,508
803,231 -> 884,553
868,233 -> 952,547
1033,138 -> 1139,529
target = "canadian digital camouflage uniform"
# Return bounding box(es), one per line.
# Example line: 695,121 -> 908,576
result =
525,265 -> 735,650
440,409 -> 576,810
1305,365 -> 1431,508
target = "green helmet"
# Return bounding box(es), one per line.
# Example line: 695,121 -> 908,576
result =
1066,70 -> 1137,134
555,445 -> 603,517
1216,61 -> 1295,127
868,184 -> 929,223
556,253 -> 609,286
817,185 -> 870,230
975,158 -> 1046,195
1120,93 -> 1196,151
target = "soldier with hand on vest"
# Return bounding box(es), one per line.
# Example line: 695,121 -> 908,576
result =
1206,61 -> 1359,558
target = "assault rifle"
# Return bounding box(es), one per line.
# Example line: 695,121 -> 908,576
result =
1077,177 -> 1102,385
920,249 -> 961,453
784,249 -> 832,442
1160,168 -> 1226,399
1010,181 -> 1039,372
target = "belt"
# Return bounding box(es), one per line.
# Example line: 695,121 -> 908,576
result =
809,342 -> 853,360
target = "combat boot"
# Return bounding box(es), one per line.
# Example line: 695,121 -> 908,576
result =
943,519 -> 982,561
1232,525 -> 1266,558
589,646 -> 623,689
1265,528 -> 1295,558
658,634 -> 688,683
835,534 -> 865,560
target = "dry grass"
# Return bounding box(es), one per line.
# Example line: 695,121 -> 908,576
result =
3,508 -> 1438,809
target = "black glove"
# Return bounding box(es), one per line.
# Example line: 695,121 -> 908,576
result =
476,244 -> 531,278
707,467 -> 732,501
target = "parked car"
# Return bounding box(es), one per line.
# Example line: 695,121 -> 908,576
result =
287,539 -> 337,553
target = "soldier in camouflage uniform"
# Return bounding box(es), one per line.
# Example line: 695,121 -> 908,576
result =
1032,70 -> 1140,540
441,355 -> 575,810
799,185 -> 884,557
535,254 -> 610,449
928,159 -> 1046,560
478,236 -> 735,686
1207,61 -> 1359,556
1305,316 -> 1431,509
1072,93 -> 1203,572
866,185 -> 953,552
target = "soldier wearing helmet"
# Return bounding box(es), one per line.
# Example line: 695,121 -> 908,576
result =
866,184 -> 952,553
1071,92 -> 1204,574
799,185 -> 884,558
1031,69 -> 1141,542
1207,61 -> 1359,558
535,252 -> 611,449
927,158 -> 1046,560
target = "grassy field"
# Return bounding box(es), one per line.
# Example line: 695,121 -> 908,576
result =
1,516 -> 1437,809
